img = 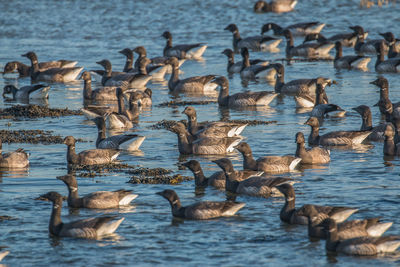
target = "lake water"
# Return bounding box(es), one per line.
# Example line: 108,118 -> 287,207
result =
1,0 -> 400,266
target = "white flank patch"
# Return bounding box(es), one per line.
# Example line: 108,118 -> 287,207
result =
331,208 -> 358,223
353,57 -> 371,70
110,152 -> 120,162
63,61 -> 78,68
120,136 -> 146,151
30,86 -> 50,99
119,194 -> 138,206
352,132 -> 371,144
289,158 -> 302,170
367,222 -> 393,237
97,217 -> 125,236
377,240 -> 400,253
64,67 -> 83,82
257,93 -> 278,106
187,45 -> 207,59
227,138 -> 242,153
222,203 -> 246,216
294,96 -> 314,108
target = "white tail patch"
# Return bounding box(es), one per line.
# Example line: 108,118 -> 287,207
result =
186,45 -> 207,59
30,86 -> 50,99
353,57 -> 371,70
255,68 -> 276,80
330,209 -> 358,223
316,44 -> 335,55
130,76 -> 152,89
260,39 -> 282,52
110,152 -> 120,162
289,158 -> 302,170
234,124 -> 247,136
119,194 -> 138,206
222,203 -> 246,216
203,82 -> 218,92
377,240 -> 400,253
367,222 -> 393,237
151,65 -> 168,80
227,138 -> 243,153
256,93 -> 277,106
63,61 -> 78,68
352,132 -> 372,144
308,23 -> 325,34
294,96 -> 314,108
120,136 -> 146,151
97,217 -> 125,236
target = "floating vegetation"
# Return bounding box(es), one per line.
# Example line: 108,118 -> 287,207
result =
0,129 -> 85,144
221,119 -> 277,126
68,163 -> 137,178
360,0 -> 395,8
0,215 -> 15,222
148,119 -> 187,131
0,105 -> 82,120
128,167 -> 193,184
157,100 -> 217,107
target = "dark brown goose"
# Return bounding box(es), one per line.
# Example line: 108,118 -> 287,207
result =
305,117 -> 371,146
309,80 -> 345,119
131,46 -> 169,80
2,84 -> 50,101
302,32 -> 361,47
224,24 -> 281,53
92,116 -> 145,151
295,132 -> 330,164
128,88 -> 152,107
276,184 -> 358,225
0,139 -> 29,169
235,142 -> 301,174
37,191 -> 124,239
221,48 -> 268,74
21,52 -> 82,82
352,105 -> 385,141
63,136 -> 120,165
3,59 -> 78,77
156,189 -> 245,220
294,77 -> 329,108
213,76 -> 277,107
239,48 -> 276,80
370,76 -> 400,119
302,204 -> 392,240
261,22 -> 325,36
253,0 -> 297,13
57,174 -> 138,209
162,31 -> 207,60
79,71 -> 119,102
379,32 -> 400,58
213,158 -> 293,198
334,41 -> 371,70
182,160 -> 263,189
374,41 -> 400,73
350,25 -> 387,55
322,218 -> 400,256
383,123 -> 400,156
104,87 -> 139,129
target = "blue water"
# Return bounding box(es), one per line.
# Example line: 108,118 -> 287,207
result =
1,0 -> 400,266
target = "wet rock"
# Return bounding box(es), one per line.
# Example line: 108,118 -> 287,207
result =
0,130 -> 85,144
0,105 -> 82,120
157,100 -> 217,107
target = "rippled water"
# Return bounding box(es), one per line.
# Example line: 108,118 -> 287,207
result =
1,0 -> 400,266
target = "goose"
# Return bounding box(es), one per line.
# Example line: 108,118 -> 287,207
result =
370,77 -> 400,118
131,46 -> 169,80
374,41 -> 400,73
182,106 -> 246,137
0,139 -> 29,169
213,158 -> 294,198
170,122 -> 242,155
254,0 -> 297,13
63,136 -> 120,165
383,123 -> 400,156
128,88 -> 152,107
283,30 -> 334,59
79,71 -> 119,102
305,116 -> 371,146
309,80 -> 345,119
92,116 -> 145,151
213,76 -> 277,107
3,59 -> 78,77
239,47 -> 276,80
350,25 -> 387,55
295,132 -> 330,164
379,32 -> 400,58
302,32 -> 361,48
21,52 -> 82,83
104,87 -> 138,129
57,174 -> 138,209
224,24 -> 281,53
276,183 -> 358,225
221,48 -> 268,74
81,105 -> 116,120
270,63 -> 332,96
261,22 -> 325,36
162,31 -> 207,60
156,189 -> 245,220
182,159 -> 263,189
352,105 -> 385,141
37,191 -> 124,239
165,57 -> 218,94
2,84 -> 50,101
322,218 -> 400,256
295,76 -> 330,108
235,142 -> 301,174
96,59 -> 151,89
334,41 -> 371,70
302,204 -> 392,240
118,48 -> 135,72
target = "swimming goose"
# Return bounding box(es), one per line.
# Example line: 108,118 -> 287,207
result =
221,48 -> 268,74
309,80 -> 345,118
96,59 -> 152,89
162,31 -> 207,60
302,32 -> 361,48
213,76 -> 277,107
270,63 -> 331,96
79,71 -> 119,102
224,24 -> 281,53
182,159 -> 263,189
352,105 -> 385,141
235,142 -> 302,174
63,136 -> 120,165
104,87 -> 138,129
350,26 -> 387,55
81,105 -> 116,120
305,117 -> 371,146
57,174 -> 138,209
165,57 -> 217,94
182,106 -> 246,137
21,52 -> 83,82
383,123 -> 400,156
334,41 -> 371,70
92,116 -> 145,151
156,189 -> 245,220
131,46 -> 169,80
213,158 -> 294,197
276,184 -> 358,225
38,191 -> 124,238
302,204 -> 392,240
0,139 -> 29,169
379,32 -> 400,58
283,30 -> 334,59
294,77 -> 329,108
239,48 -> 276,80
2,84 -> 50,101
129,88 -> 152,107
170,122 -> 242,155
118,48 -> 135,72
254,0 -> 297,13
374,41 -> 400,73
261,22 -> 325,36
3,59 -> 78,77
322,218 -> 400,256
370,77 -> 400,118
295,132 -> 330,164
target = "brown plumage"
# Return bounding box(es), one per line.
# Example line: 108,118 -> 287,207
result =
3,60 -> 78,77
0,139 -> 29,169
80,71 -> 119,102
254,0 -> 297,13
352,105 -> 385,141
295,132 -> 330,164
